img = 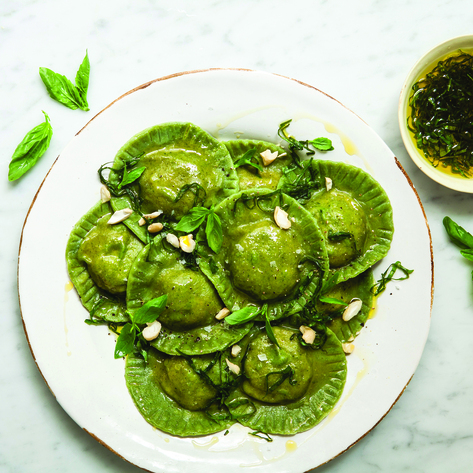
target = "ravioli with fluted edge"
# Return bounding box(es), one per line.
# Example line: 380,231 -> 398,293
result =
279,159 -> 394,283
125,349 -> 235,436
225,326 -> 346,434
127,243 -> 253,355
65,119 -> 399,442
109,122 -> 239,242
224,139 -> 291,190
198,188 -> 329,321
66,201 -> 144,322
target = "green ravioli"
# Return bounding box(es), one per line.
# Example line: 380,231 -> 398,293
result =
199,188 -> 329,322
226,326 -> 346,434
320,269 -> 374,343
127,243 -> 253,355
279,160 -> 394,282
224,139 -> 291,190
125,349 -> 234,436
109,122 -> 239,242
66,201 -> 143,322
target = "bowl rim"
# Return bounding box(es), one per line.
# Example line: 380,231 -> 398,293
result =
398,34 -> 473,193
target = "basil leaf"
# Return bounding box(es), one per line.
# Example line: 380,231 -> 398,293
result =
225,306 -> 260,325
265,311 -> 280,348
318,296 -> 348,306
234,148 -> 264,173
39,51 -> 90,111
460,249 -> 473,262
8,111 -> 53,181
319,272 -> 339,296
114,323 -> 136,358
133,295 -> 168,324
175,207 -> 209,232
75,50 -> 90,98
309,137 -> 334,151
443,216 -> 473,249
206,211 -> 223,253
119,166 -> 146,188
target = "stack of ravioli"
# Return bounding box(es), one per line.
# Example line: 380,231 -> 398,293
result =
66,122 -> 394,437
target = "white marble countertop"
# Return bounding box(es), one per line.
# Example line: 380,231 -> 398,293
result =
1,1 -> 472,471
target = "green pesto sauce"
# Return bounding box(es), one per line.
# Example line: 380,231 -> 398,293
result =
138,144 -> 223,220
243,327 -> 312,404
153,355 -> 217,411
306,189 -> 368,268
149,263 -> 222,331
77,214 -> 143,294
227,220 -> 300,301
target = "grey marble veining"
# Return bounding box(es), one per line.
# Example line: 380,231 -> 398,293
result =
1,0 -> 473,471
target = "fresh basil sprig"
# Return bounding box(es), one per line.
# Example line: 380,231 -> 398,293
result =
370,262 -> 414,296
119,164 -> 146,188
175,207 -> 223,253
8,111 -> 53,181
234,148 -> 264,173
443,216 -> 473,278
114,295 -> 167,359
225,304 -> 279,347
278,119 -> 334,155
39,50 -> 90,111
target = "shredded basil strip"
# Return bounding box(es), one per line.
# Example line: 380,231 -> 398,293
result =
8,111 -> 53,181
265,366 -> 296,394
249,431 -> 273,442
39,50 -> 90,111
370,261 -> 414,296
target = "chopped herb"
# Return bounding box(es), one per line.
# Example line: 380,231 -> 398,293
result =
408,52 -> 473,176
98,158 -> 143,211
328,231 -> 353,242
233,148 -> 263,173
8,111 -> 53,181
39,50 -> 90,111
370,262 -> 414,296
279,158 -> 321,203
174,183 -> 207,207
249,431 -> 273,442
265,366 -> 296,393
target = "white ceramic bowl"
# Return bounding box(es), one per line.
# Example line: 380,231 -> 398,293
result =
399,35 -> 473,193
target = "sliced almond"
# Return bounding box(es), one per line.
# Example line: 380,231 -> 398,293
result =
231,345 -> 241,357
342,298 -> 363,322
166,233 -> 180,248
299,325 -> 316,344
325,177 -> 333,191
138,217 -> 146,226
142,321 -> 162,341
260,149 -> 279,166
108,208 -> 132,224
226,358 -> 240,375
148,222 -> 164,233
143,211 -> 163,219
274,206 -> 291,229
215,307 -> 230,320
179,234 -> 196,253
100,185 -> 111,203
342,343 -> 355,355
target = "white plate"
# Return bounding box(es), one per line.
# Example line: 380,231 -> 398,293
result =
18,69 -> 433,472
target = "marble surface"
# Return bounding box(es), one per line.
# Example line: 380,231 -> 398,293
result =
1,0 -> 472,471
